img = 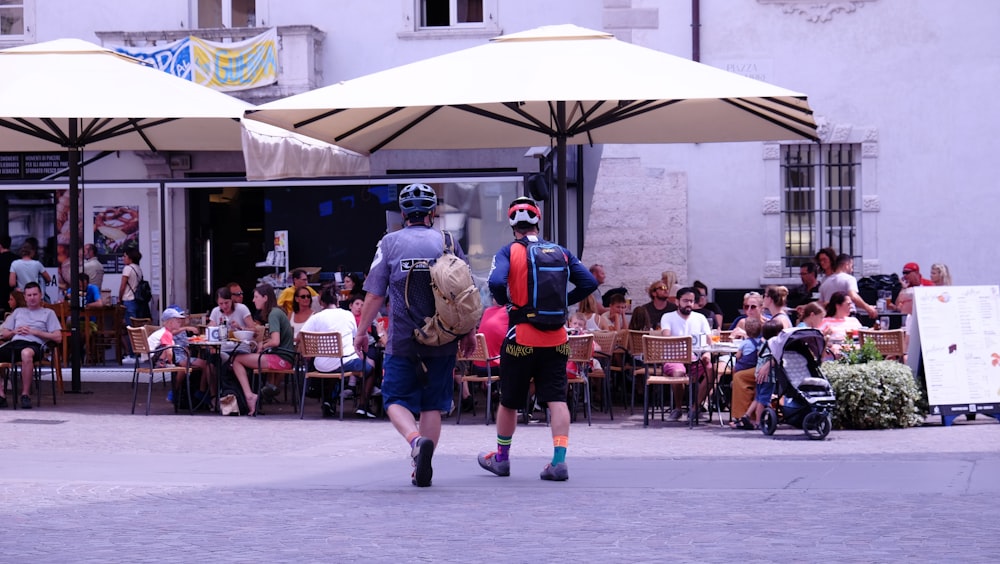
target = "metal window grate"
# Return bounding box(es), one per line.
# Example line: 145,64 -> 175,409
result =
780,143 -> 860,275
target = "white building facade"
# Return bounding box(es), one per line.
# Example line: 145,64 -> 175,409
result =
1,0 -> 996,313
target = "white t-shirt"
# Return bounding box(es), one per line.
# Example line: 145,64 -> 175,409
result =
145,326 -> 174,363
209,303 -> 253,329
660,310 -> 712,338
300,307 -> 359,372
819,272 -> 859,311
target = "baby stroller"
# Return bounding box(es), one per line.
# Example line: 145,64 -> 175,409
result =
760,328 -> 836,440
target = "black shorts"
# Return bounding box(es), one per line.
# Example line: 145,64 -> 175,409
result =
1,339 -> 42,363
498,335 -> 570,409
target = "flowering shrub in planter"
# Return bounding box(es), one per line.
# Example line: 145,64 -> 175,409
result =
822,361 -> 925,429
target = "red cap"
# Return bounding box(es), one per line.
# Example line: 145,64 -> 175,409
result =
902,262 -> 919,273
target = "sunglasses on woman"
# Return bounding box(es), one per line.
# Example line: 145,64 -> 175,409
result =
297,294 -> 311,299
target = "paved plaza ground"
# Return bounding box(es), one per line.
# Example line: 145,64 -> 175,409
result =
2,372 -> 998,562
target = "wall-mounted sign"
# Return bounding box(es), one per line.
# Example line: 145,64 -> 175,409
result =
0,152 -> 70,180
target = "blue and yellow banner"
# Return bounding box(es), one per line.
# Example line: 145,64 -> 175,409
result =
112,28 -> 277,92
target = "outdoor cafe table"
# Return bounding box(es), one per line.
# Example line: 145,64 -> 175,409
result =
693,340 -> 741,429
188,337 -> 258,414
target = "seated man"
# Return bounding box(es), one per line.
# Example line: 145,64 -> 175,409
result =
638,280 -> 675,331
788,261 -> 821,309
0,282 -> 62,409
659,286 -> 715,421
901,262 -> 935,288
300,286 -> 375,418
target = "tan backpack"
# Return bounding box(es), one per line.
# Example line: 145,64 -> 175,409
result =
405,231 -> 483,347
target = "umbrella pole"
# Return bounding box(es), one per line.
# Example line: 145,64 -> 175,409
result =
68,121 -> 82,393
556,101 -> 568,247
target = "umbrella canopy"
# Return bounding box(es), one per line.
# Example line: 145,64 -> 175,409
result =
245,24 -> 817,151
0,38 -> 256,391
0,38 -> 250,152
245,24 -> 817,245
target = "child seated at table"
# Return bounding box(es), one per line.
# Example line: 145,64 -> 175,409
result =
731,319 -> 783,430
164,304 -> 215,408
566,312 -> 601,378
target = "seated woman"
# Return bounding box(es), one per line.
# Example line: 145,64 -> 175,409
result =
628,306 -> 652,332
209,286 -> 254,330
819,291 -> 863,360
577,294 -> 612,331
231,284 -> 296,416
339,272 -> 365,309
731,291 -> 765,338
287,286 -> 314,341
763,285 -> 792,329
930,263 -> 952,286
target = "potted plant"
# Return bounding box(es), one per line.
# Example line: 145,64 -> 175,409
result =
822,339 -> 926,429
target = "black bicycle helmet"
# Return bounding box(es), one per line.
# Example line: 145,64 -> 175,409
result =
398,183 -> 437,219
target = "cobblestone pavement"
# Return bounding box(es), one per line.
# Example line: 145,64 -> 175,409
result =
1,382 -> 998,562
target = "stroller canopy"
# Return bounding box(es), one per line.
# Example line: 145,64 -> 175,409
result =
769,328 -> 826,364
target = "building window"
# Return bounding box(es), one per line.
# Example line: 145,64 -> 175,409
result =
781,143 -> 860,273
401,0 -> 498,38
0,0 -> 34,43
198,0 -> 256,28
421,0 -> 483,27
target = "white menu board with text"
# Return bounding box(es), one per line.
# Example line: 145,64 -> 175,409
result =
911,285 -> 1000,406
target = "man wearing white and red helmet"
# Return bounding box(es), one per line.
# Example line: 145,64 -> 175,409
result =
477,196 -> 597,482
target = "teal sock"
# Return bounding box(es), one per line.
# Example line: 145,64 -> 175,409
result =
495,434 -> 512,462
551,435 -> 568,465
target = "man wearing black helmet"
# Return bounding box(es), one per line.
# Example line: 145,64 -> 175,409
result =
477,196 -> 597,482
354,183 -> 476,488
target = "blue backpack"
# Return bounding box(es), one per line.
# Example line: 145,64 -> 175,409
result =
508,237 -> 570,330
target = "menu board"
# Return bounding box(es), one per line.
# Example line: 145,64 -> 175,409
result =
909,285 -> 1000,417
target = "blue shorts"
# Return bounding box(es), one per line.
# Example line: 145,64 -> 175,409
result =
755,381 -> 775,404
382,354 -> 456,415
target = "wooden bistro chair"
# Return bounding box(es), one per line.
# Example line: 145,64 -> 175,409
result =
455,333 -> 500,425
641,335 -> 695,428
254,342 -> 300,415
4,340 -> 61,409
566,334 -> 595,426
627,329 -> 654,415
858,329 -> 907,362
299,331 -> 358,420
127,326 -> 192,415
589,330 -> 619,419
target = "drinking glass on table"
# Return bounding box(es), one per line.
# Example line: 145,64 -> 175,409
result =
710,329 -> 721,344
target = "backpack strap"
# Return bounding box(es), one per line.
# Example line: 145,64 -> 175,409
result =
506,239 -> 532,326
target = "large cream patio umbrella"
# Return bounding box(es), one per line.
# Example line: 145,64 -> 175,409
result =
0,38 -> 255,391
245,24 -> 819,243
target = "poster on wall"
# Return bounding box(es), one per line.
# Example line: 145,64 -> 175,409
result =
93,205 -> 140,273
